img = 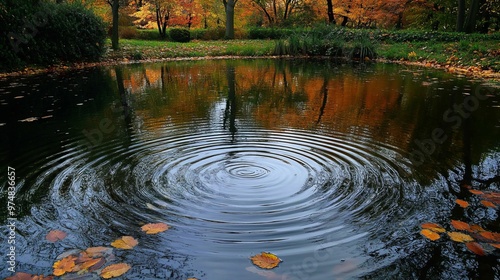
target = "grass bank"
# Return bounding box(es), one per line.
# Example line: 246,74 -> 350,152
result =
101,37 -> 499,80
2,29 -> 499,81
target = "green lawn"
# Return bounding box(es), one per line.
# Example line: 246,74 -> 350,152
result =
105,39 -> 276,61
105,38 -> 500,73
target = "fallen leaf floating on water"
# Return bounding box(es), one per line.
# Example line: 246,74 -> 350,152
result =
481,192 -> 500,204
111,236 -> 138,249
466,242 -> 487,256
451,220 -> 471,231
85,246 -> 114,258
250,252 -> 282,269
470,224 -> 486,233
447,232 -> 474,243
46,230 -> 67,242
78,257 -> 104,271
491,244 -> 500,249
420,229 -> 441,241
421,222 -> 446,233
141,222 -> 170,234
187,278 -> 199,280
100,263 -> 131,279
469,189 -> 484,195
455,199 -> 469,208
53,255 -> 77,276
6,272 -> 53,280
480,200 -> 497,208
479,231 -> 500,242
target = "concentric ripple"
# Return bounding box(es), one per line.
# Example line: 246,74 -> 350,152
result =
65,119 -> 418,257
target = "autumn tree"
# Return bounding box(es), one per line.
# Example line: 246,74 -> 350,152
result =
152,0 -> 174,37
249,0 -> 310,26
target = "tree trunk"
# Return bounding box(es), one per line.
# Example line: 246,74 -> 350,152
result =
465,0 -> 480,33
341,16 -> 348,26
456,0 -> 465,32
111,0 -> 119,50
326,0 -> 335,24
224,0 -> 236,39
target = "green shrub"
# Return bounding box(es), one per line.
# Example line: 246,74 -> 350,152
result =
248,27 -> 295,39
169,28 -> 190,43
273,29 -> 344,57
137,29 -> 166,40
120,26 -> 139,39
346,33 -> 377,60
0,1 -> 106,70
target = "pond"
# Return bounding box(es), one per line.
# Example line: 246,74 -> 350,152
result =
0,59 -> 499,279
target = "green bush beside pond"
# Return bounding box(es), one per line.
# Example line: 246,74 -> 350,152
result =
0,1 -> 106,70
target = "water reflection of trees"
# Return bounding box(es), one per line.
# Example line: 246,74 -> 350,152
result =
106,60 -> 500,279
119,61 -> 500,178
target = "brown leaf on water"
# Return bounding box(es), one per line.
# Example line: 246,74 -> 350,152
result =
46,230 -> 67,243
187,278 -> 199,280
481,200 -> 497,208
100,263 -> 131,279
250,252 -> 282,269
451,220 -> 471,231
481,192 -> 500,204
479,231 -> 500,242
447,232 -> 474,243
84,246 -> 113,258
491,244 -> 500,249
421,222 -> 446,233
470,224 -> 486,233
111,236 -> 138,249
53,255 -> 77,276
455,199 -> 469,208
420,229 -> 441,241
469,189 -> 484,195
6,272 -> 53,280
141,222 -> 170,234
466,242 -> 487,256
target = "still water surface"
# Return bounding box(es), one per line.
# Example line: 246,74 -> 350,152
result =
1,59 -> 499,279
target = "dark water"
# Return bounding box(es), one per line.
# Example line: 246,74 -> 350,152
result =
0,59 -> 499,279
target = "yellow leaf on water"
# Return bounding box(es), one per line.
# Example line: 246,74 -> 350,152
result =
250,252 -> 282,269
455,199 -> 469,208
53,255 -> 76,276
111,236 -> 138,249
80,257 -> 104,270
141,222 -> 170,234
451,220 -> 471,231
420,229 -> 441,241
46,230 -> 67,243
447,232 -> 474,243
100,263 -> 131,279
421,222 -> 446,233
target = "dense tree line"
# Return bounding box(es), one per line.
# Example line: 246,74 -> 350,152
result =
124,0 -> 499,33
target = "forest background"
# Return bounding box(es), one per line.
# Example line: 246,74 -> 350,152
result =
1,0 -> 499,73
